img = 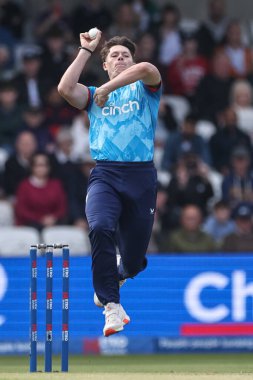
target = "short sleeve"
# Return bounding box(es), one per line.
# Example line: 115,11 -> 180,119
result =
85,86 -> 97,111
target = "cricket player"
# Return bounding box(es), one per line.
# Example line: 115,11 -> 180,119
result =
58,30 -> 161,336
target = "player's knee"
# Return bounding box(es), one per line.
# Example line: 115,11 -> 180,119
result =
125,264 -> 142,278
89,221 -> 115,237
123,258 -> 147,278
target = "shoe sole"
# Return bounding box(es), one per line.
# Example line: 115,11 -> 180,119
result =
103,317 -> 130,337
104,325 -> 124,337
123,316 -> 130,325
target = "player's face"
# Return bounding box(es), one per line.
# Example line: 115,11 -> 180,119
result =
103,45 -> 134,79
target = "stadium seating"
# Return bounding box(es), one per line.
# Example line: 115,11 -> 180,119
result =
0,148 -> 8,172
162,95 -> 190,124
0,200 -> 14,226
0,226 -> 40,256
196,120 -> 216,141
179,18 -> 200,34
41,226 -> 91,256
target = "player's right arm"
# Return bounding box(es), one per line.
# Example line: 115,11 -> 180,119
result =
58,30 -> 101,110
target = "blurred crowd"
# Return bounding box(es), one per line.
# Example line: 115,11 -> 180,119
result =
1,0 -> 253,253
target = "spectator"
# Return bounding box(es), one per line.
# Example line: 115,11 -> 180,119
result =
40,25 -> 71,84
3,131 -> 37,197
166,32 -> 209,103
51,128 -> 80,224
0,0 -> 25,39
197,0 -> 230,58
131,0 -> 159,33
44,85 -> 78,139
70,112 -> 90,162
195,52 -> 233,123
135,32 -> 159,66
156,164 -> 219,240
71,0 -> 112,41
51,132 -> 94,229
156,97 -> 178,133
221,20 -> 253,78
230,79 -> 253,143
203,200 -> 235,245
15,152 -> 67,230
107,2 -> 139,41
0,147 -> 8,196
155,98 -> 178,169
209,107 -> 252,174
166,155 -> 214,218
0,80 -> 23,152
246,52 -> 253,88
0,44 -> 11,77
66,40 -> 105,87
33,0 -> 71,42
157,4 -> 182,66
0,26 -> 15,70
222,202 -> 253,252
21,106 -> 53,152
153,183 -> 171,239
0,145 -> 8,172
53,127 -> 77,164
222,146 -> 253,209
161,113 -> 211,171
159,204 -> 217,252
70,156 -> 95,231
14,46 -> 51,108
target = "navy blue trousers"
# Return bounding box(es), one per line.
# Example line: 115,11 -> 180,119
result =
85,161 -> 157,305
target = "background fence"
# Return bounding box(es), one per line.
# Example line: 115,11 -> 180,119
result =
0,254 -> 253,355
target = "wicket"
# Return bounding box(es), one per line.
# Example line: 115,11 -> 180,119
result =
29,243 -> 69,372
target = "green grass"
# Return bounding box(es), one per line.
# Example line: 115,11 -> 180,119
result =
0,354 -> 253,380
1,353 -> 253,372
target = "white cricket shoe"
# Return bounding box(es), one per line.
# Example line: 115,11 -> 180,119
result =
103,302 -> 130,337
94,254 -> 126,308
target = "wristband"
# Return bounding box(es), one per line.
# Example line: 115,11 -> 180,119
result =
78,46 -> 93,54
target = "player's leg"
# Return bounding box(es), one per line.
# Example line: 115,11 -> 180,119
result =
86,173 -> 131,337
118,212 -> 154,280
118,165 -> 157,279
85,180 -> 122,306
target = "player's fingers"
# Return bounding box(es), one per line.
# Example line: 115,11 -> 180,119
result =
80,32 -> 89,38
94,30 -> 102,41
94,93 -> 108,107
80,32 -> 91,43
98,96 -> 108,107
103,95 -> 109,104
94,95 -> 101,106
94,93 -> 101,101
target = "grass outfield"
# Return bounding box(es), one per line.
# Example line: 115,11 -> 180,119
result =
0,354 -> 253,380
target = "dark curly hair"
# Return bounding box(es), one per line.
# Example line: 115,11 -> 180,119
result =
100,36 -> 136,62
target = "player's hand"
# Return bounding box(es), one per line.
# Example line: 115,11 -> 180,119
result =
94,86 -> 109,107
79,30 -> 102,52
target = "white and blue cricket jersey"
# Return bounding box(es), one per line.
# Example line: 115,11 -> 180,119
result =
86,80 -> 162,162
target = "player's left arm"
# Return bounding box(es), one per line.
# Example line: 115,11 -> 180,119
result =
94,62 -> 161,107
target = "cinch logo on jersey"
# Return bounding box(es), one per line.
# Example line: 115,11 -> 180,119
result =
102,101 -> 140,116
